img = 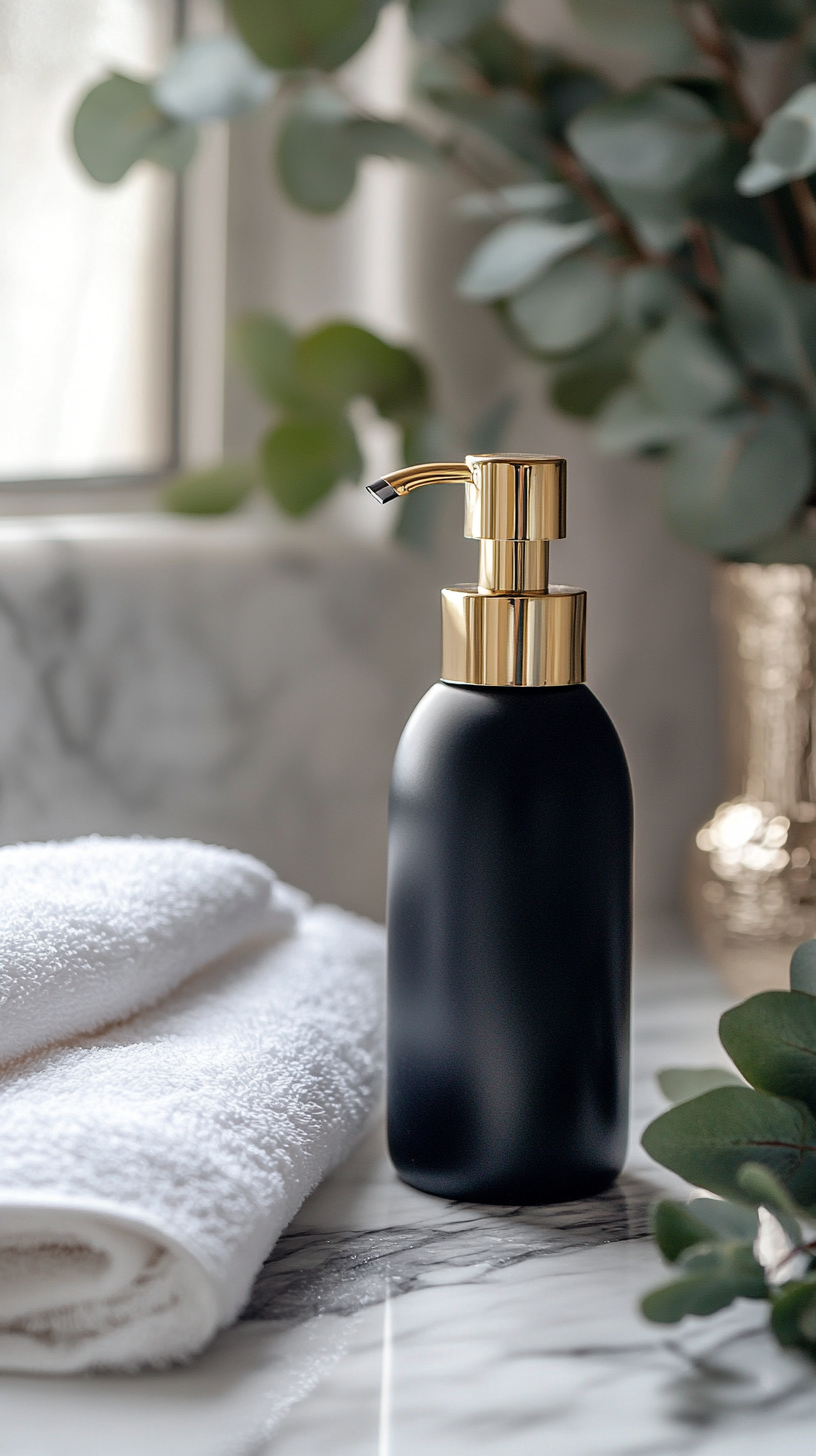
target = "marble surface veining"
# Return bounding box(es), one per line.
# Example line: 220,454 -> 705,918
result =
2,925 -> 815,1455
0,515 -> 437,921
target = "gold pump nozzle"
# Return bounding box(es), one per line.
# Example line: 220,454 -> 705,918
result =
367,453 -> 585,688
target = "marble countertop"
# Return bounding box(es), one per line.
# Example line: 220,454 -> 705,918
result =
3,924 -> 816,1456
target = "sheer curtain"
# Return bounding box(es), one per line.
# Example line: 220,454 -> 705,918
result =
0,0 -> 176,481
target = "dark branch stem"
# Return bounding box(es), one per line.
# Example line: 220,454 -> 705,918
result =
789,178 -> 816,277
677,2 -> 809,277
686,218 -> 721,290
547,139 -> 652,262
680,1 -> 760,133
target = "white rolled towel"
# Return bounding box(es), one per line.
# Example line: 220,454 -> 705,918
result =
0,836 -> 297,1064
0,902 -> 384,1373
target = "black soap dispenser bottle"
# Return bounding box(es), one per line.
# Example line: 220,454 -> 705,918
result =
368,454 -> 632,1205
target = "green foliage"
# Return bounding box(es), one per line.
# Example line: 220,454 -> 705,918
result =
73,75 -> 197,183
642,1241 -> 767,1323
152,35 -> 276,123
772,1276 -> 816,1353
456,219 -> 600,301
550,329 -> 636,417
638,942 -> 816,1356
229,313 -> 436,516
567,87 -> 725,194
408,0 -> 501,44
69,0 -> 816,564
260,414 -> 362,514
167,313 -> 437,521
566,0 -> 697,71
791,939 -> 816,995
661,402 -> 814,553
720,244 -> 816,403
509,255 -> 616,355
657,1067 -> 744,1104
739,84 -> 816,195
712,0 -> 815,41
278,87 -> 437,213
651,1197 -> 755,1263
230,0 -> 384,71
163,460 -> 257,515
719,991 -> 816,1115
643,1084 -> 816,1209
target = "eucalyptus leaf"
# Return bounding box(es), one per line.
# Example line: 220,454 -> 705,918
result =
230,314 -> 309,410
712,0 -> 813,40
566,0 -> 697,70
651,1199 -> 718,1263
738,83 -> 816,196
408,0 -> 501,44
457,219 -> 600,302
453,182 -> 571,220
641,1241 -> 767,1324
720,243 -> 816,400
790,280 -> 816,374
618,266 -> 685,332
278,88 -> 436,213
740,520 -> 816,569
152,34 -> 276,123
276,90 -> 358,211
720,992 -> 816,1116
567,86 -> 725,194
541,65 -> 614,136
294,322 -> 428,420
413,55 -> 555,171
662,404 -> 813,553
550,329 -> 636,418
603,183 -> 689,252
771,1277 -> 816,1350
636,316 -> 742,417
659,1067 -> 745,1104
231,0 -> 383,71
259,413 -> 362,514
641,1085 -> 816,1211
509,254 -> 616,355
73,74 -> 197,184
346,118 -> 438,166
163,460 -> 256,515
594,386 -> 695,454
737,1162 -> 805,1230
690,1196 -> 760,1241
791,940 -> 816,995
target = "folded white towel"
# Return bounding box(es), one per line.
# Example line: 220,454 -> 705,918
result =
0,837 -> 296,1065
0,902 -> 384,1373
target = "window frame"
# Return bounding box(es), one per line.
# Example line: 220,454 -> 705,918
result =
0,0 -> 227,501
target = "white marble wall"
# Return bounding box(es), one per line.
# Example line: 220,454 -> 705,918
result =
0,514 -> 439,921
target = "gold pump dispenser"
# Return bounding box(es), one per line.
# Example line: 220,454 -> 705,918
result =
368,453 -> 585,688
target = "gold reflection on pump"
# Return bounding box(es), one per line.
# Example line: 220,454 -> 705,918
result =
366,453 -> 585,688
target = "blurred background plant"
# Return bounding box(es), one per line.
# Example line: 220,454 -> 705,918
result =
73,0 -> 816,562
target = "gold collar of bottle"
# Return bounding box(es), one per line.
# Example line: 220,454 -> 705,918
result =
368,454 -> 585,688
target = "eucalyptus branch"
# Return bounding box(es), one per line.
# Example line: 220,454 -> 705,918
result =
547,138 -> 652,263
677,2 -> 808,277
789,177 -> 816,277
685,218 -> 721,291
680,1 -> 760,132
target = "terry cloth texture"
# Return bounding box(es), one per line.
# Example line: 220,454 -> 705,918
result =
0,836 -> 297,1064
0,903 -> 384,1373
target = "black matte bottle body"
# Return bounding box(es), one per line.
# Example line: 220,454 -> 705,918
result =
387,681 -> 632,1205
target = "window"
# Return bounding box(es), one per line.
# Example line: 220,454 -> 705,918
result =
0,0 -> 181,484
